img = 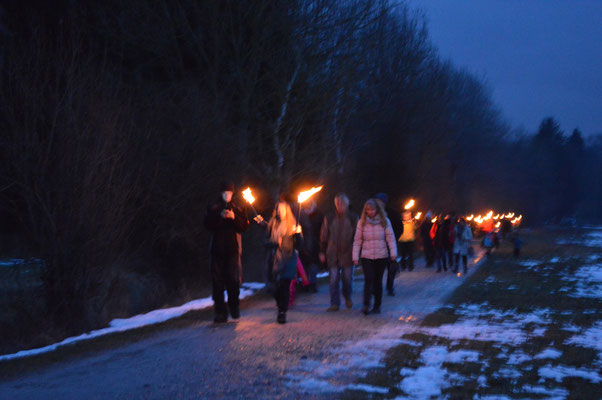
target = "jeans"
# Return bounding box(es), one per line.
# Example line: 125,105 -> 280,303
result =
361,258 -> 388,309
329,265 -> 353,306
436,248 -> 448,271
454,253 -> 468,271
308,262 -> 319,285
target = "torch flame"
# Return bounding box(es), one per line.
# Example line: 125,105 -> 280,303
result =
414,211 -> 422,220
466,214 -> 474,221
404,199 -> 415,210
485,211 -> 494,220
298,186 -> 323,203
431,216 -> 438,223
493,214 -> 500,220
242,187 -> 255,204
495,222 -> 501,228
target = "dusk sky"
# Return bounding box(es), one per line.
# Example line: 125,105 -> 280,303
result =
406,0 -> 602,136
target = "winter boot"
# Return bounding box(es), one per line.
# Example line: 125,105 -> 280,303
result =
214,314 -> 227,323
277,311 -> 287,324
345,298 -> 353,309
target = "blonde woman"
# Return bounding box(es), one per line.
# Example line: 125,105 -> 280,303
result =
256,200 -> 302,323
352,199 -> 397,315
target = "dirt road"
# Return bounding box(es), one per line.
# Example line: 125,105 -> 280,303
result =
0,254 -> 484,399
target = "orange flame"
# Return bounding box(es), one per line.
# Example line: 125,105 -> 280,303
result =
242,187 -> 255,204
431,216 -> 438,223
298,186 -> 323,203
404,199 -> 415,210
414,211 -> 422,220
495,222 -> 501,228
466,214 -> 474,221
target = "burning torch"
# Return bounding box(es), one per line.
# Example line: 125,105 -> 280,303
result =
242,187 -> 258,219
297,186 -> 323,232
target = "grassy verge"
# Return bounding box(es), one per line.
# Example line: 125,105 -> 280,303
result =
342,228 -> 602,399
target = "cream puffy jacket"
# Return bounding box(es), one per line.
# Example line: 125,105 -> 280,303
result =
352,217 -> 398,261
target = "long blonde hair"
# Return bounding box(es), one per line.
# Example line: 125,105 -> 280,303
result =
359,198 -> 388,228
267,201 -> 297,244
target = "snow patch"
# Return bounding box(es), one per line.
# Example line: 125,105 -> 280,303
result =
565,321 -> 602,362
522,384 -> 568,398
538,364 -> 601,383
534,348 -> 562,359
518,259 -> 540,267
0,284 -> 264,361
561,263 -> 602,298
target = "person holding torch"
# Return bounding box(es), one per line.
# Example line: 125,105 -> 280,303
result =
204,182 -> 249,323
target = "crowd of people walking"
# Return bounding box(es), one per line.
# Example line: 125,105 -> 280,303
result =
204,183 -> 508,324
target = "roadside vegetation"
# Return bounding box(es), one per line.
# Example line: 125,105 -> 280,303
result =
344,228 -> 602,399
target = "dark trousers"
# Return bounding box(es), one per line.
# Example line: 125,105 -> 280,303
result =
362,258 -> 388,309
454,253 -> 468,272
424,242 -> 435,267
274,278 -> 292,313
211,254 -> 240,317
400,241 -> 415,271
386,260 -> 398,292
436,248 -> 447,271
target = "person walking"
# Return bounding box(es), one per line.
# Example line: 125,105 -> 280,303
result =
452,217 -> 473,273
353,199 -> 397,315
420,211 -> 435,267
374,193 -> 402,296
319,193 -> 358,311
398,210 -> 417,275
204,182 -> 249,323
433,216 -> 448,273
300,200 -> 324,293
255,198 -> 303,324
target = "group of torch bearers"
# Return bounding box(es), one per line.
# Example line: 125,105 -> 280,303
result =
204,182 -> 522,324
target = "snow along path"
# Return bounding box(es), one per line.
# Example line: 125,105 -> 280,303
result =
0,253 -> 485,399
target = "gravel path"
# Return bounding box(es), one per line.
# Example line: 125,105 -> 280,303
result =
0,253 -> 485,399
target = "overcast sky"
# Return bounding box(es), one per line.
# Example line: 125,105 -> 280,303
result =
405,0 -> 602,136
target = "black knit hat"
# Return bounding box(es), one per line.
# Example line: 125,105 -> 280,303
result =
220,181 -> 235,192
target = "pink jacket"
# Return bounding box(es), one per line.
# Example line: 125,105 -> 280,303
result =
353,217 -> 398,261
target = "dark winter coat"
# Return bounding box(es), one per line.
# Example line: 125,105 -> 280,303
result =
204,198 -> 249,257
386,207 -> 403,243
420,220 -> 434,248
300,208 -> 324,265
320,211 -> 358,268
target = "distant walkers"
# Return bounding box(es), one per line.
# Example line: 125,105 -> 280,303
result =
433,216 -> 448,273
320,193 -> 358,311
453,217 -> 473,273
420,211 -> 436,268
353,199 -> 397,315
204,182 -> 249,323
398,210 -> 417,274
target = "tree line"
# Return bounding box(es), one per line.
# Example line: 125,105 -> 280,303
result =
1,0 -> 600,351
